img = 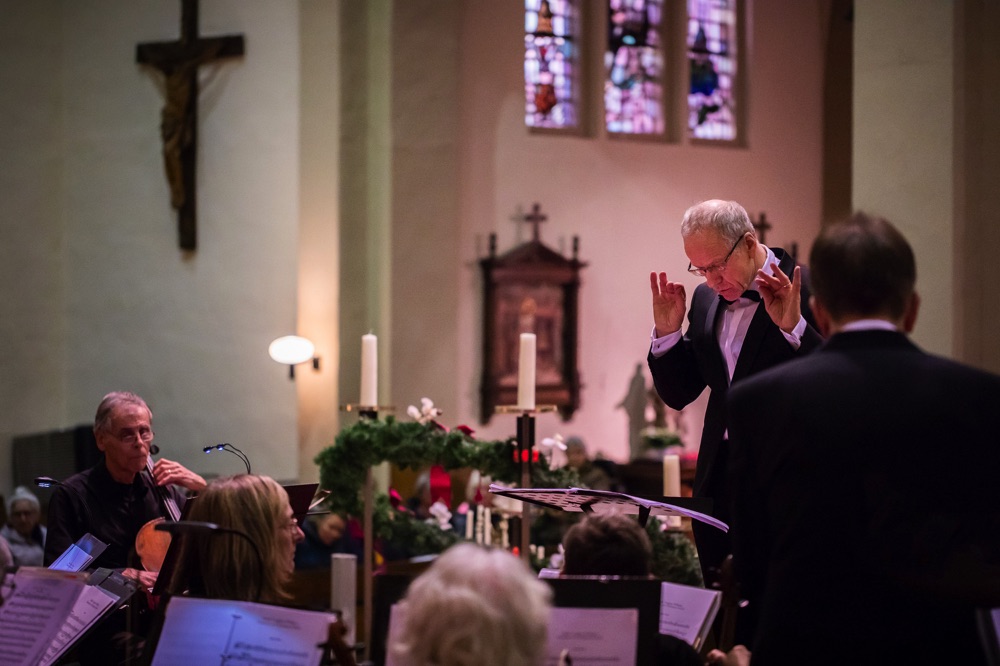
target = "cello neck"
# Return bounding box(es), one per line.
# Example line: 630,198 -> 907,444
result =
146,454 -> 182,522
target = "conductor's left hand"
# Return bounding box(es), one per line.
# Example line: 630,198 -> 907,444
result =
756,263 -> 802,334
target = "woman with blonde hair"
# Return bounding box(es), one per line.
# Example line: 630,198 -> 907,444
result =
166,474 -> 303,604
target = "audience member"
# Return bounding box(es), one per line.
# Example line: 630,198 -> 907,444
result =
2,486 -> 47,567
564,436 -> 612,491
166,474 -> 304,604
388,542 -> 551,666
727,213 -> 1000,664
294,510 -> 363,570
45,391 -> 206,587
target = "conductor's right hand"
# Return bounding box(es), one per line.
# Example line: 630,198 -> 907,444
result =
650,272 -> 686,337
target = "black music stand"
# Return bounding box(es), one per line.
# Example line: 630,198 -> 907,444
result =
487,485 -> 729,531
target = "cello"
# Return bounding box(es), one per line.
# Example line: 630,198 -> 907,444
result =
134,444 -> 183,573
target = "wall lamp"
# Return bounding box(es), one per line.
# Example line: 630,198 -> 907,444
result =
268,335 -> 321,379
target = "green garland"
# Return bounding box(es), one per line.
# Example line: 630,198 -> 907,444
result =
314,416 -> 704,584
314,416 -> 579,557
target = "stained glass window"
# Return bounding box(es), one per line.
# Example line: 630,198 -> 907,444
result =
687,0 -> 739,141
604,0 -> 665,137
525,0 -> 580,131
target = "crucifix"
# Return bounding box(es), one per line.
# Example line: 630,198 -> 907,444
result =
522,203 -> 548,242
752,211 -> 773,245
136,0 -> 245,251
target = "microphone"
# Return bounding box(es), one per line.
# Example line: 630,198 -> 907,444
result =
155,520 -> 264,602
150,444 -> 161,455
202,442 -> 251,474
34,476 -> 63,488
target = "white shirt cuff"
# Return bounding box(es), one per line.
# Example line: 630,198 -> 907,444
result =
781,316 -> 807,350
650,325 -> 682,357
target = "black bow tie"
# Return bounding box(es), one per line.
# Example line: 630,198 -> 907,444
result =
721,290 -> 761,306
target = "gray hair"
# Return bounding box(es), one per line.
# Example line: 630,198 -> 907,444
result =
389,543 -> 552,666
7,486 -> 40,515
680,199 -> 755,245
93,391 -> 152,434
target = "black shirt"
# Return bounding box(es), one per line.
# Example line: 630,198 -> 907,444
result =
44,460 -> 187,570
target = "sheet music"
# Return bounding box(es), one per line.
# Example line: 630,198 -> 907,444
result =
0,568 -> 88,666
150,596 -> 337,666
659,581 -> 721,649
38,584 -> 118,666
545,607 -> 639,665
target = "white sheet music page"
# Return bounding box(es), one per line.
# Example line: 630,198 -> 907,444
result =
659,580 -> 721,649
38,583 -> 118,666
545,607 -> 638,665
150,596 -> 337,666
0,568 -> 89,666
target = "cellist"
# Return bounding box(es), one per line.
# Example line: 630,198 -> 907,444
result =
45,391 -> 207,587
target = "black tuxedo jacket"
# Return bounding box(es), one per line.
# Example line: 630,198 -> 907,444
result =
648,249 -> 821,576
727,330 -> 1000,665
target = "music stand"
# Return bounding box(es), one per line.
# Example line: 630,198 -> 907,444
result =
487,485 -> 729,531
283,482 -> 322,522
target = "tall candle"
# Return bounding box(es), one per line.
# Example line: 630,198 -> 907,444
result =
662,454 -> 680,496
483,508 -> 492,546
517,333 -> 536,410
360,334 -> 377,406
663,454 -> 682,528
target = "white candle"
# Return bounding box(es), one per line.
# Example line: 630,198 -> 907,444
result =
500,517 -> 509,549
360,334 -> 377,406
465,507 -> 474,540
476,505 -> 485,545
517,333 -> 536,410
662,454 -> 680,496
483,508 -> 492,546
663,454 -> 682,528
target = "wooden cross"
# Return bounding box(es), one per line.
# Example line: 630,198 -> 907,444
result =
136,0 -> 244,251
523,203 -> 548,242
752,211 -> 773,245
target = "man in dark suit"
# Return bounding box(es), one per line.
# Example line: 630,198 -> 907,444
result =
727,213 -> 1000,664
648,199 -> 822,586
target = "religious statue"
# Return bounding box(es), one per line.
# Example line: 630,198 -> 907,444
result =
617,363 -> 683,459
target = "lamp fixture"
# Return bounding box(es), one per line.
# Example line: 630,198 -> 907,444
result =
269,335 -> 321,379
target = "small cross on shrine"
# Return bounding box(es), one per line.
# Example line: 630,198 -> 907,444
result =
522,203 -> 548,242
753,211 -> 773,245
136,0 -> 245,251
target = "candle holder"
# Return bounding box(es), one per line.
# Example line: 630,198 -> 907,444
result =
337,404 -> 394,663
490,406 -> 553,564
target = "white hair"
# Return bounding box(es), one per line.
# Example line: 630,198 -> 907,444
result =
389,543 -> 552,666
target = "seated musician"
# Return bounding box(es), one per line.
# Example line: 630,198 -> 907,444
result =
560,514 -> 748,666
44,391 -> 207,586
162,474 -> 356,665
164,474 -> 304,603
42,391 -> 206,665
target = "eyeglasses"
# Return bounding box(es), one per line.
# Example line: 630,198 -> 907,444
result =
687,234 -> 746,277
285,517 -> 300,534
113,427 -> 154,445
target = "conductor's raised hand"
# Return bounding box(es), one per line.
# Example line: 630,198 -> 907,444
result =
152,458 -> 207,492
756,263 -> 802,333
650,271 -> 687,336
